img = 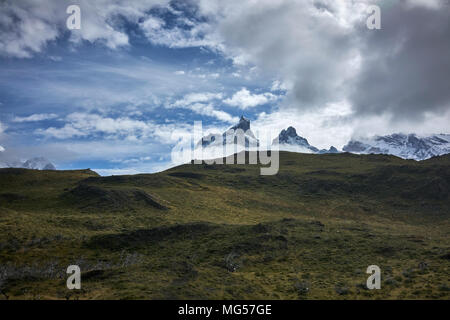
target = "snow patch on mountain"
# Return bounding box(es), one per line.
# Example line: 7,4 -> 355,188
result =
272,126 -> 338,154
343,133 -> 450,160
318,146 -> 339,154
0,157 -> 56,170
272,126 -> 318,153
199,116 -> 259,149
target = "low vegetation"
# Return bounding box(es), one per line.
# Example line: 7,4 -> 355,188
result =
0,152 -> 448,299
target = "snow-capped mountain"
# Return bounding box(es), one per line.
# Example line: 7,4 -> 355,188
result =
199,116 -> 259,149
318,146 -> 339,154
272,126 -> 338,154
22,157 -> 57,170
343,133 -> 450,160
272,126 -> 318,153
0,157 -> 56,170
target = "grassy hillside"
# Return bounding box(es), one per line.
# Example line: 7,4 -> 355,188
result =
0,152 -> 449,299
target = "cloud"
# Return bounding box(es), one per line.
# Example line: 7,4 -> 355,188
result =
34,112 -> 202,145
224,88 -> 278,109
0,122 -> 6,151
172,92 -> 223,107
174,70 -> 185,75
4,0 -> 449,128
194,0 -> 366,111
13,113 -> 58,122
187,103 -> 238,123
270,80 -> 287,92
187,0 -> 450,135
252,103 -> 450,150
35,112 -> 153,139
48,55 -> 62,62
349,1 -> 450,120
252,102 -> 354,150
170,92 -> 237,123
0,0 -> 170,58
0,0 -> 60,58
138,10 -> 220,49
406,0 -> 446,9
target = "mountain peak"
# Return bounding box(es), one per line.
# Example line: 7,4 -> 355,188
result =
22,157 -> 56,170
275,126 -> 316,151
231,116 -> 251,132
199,116 -> 258,149
284,126 -> 297,137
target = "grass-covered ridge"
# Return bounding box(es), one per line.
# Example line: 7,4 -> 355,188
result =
0,152 -> 448,299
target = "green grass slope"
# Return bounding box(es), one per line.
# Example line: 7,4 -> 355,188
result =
0,152 -> 448,299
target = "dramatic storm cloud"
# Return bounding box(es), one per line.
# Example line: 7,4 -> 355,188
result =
194,0 -> 450,120
350,1 -> 450,120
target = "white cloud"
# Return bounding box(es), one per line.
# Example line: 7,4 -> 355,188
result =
192,0 -> 367,111
35,112 -> 153,139
224,88 -> 278,109
187,103 -> 238,123
169,92 -> 237,123
251,103 -> 450,150
0,122 -> 6,152
48,55 -> 62,62
271,80 -> 287,92
34,112 -> 204,145
251,103 -> 355,150
139,12 -> 220,49
174,70 -> 185,75
0,0 -> 170,58
13,113 -> 58,122
0,1 -> 60,58
172,92 -> 223,107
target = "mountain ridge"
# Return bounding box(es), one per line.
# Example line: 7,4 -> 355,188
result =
343,133 -> 450,161
0,156 -> 56,170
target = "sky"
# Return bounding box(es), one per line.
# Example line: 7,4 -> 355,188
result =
0,0 -> 449,175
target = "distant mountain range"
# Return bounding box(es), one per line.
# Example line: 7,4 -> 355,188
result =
200,117 -> 450,161
1,119 -> 449,172
0,156 -> 56,170
343,133 -> 450,161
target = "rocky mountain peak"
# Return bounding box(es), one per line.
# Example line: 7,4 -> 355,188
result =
283,126 -> 297,137
0,156 -> 56,170
231,116 -> 251,132
199,116 -> 258,149
276,127 -> 312,148
22,157 -> 56,170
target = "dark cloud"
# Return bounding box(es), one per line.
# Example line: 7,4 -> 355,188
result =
350,2 -> 450,120
212,0 -> 359,110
